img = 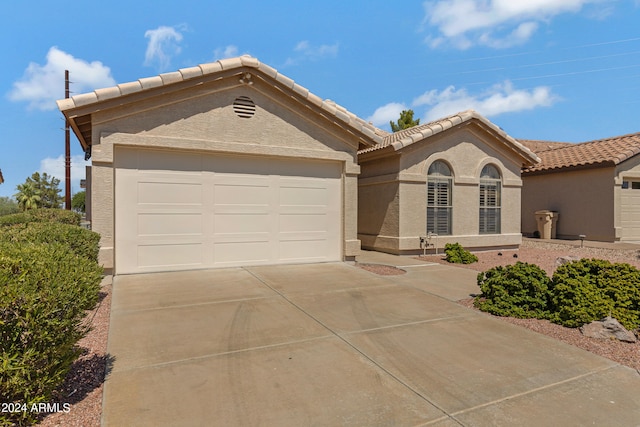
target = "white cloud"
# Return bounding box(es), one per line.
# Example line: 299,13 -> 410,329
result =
144,25 -> 184,71
8,47 -> 116,111
213,45 -> 239,60
423,0 -> 603,49
366,102 -> 407,127
284,41 -> 339,66
413,81 -> 558,121
40,155 -> 91,194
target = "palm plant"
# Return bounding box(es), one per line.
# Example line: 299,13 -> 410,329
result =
15,181 -> 41,211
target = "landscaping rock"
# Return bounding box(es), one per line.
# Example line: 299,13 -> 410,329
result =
555,255 -> 581,267
580,317 -> 637,343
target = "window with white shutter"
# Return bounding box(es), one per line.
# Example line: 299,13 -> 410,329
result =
427,161 -> 452,235
479,164 -> 501,234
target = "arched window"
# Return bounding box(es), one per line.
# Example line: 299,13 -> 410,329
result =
479,164 -> 501,234
427,161 -> 452,235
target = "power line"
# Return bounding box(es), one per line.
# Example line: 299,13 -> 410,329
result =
449,50 -> 640,77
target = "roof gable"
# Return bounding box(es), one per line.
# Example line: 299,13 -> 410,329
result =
57,56 -> 382,154
358,110 -> 539,166
522,132 -> 640,174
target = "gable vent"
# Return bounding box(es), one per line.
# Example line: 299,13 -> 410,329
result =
233,96 -> 256,118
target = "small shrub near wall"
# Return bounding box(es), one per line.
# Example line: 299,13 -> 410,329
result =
444,243 -> 478,264
475,262 -> 551,319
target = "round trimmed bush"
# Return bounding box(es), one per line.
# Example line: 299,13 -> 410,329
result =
549,258 -> 640,329
0,222 -> 100,262
444,243 -> 478,264
475,262 -> 551,319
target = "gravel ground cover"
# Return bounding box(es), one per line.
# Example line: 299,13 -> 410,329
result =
37,279 -> 112,427
420,239 -> 640,275
420,239 -> 640,372
37,240 -> 640,425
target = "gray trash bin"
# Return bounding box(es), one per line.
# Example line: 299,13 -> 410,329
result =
535,210 -> 559,239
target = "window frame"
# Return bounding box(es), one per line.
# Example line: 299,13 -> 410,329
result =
427,161 -> 453,236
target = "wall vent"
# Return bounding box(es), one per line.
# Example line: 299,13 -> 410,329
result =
233,96 -> 256,118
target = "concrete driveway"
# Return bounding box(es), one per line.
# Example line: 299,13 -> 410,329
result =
102,260 -> 640,426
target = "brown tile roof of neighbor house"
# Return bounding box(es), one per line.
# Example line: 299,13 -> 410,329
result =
57,55 -> 383,152
521,132 -> 640,174
519,139 -> 572,153
358,110 -> 540,166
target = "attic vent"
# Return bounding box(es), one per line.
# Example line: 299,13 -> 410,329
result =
233,96 -> 256,118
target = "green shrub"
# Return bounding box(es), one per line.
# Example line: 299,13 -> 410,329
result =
549,258 -> 640,330
0,208 -> 80,227
0,222 -> 100,262
0,242 -> 103,426
475,262 -> 551,318
444,243 -> 478,264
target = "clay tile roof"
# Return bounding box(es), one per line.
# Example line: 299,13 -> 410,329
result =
358,110 -> 539,166
57,55 -> 383,151
518,139 -> 572,153
521,132 -> 640,174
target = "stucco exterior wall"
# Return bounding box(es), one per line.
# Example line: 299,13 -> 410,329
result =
359,126 -> 525,254
521,167 -> 616,241
88,80 -> 363,270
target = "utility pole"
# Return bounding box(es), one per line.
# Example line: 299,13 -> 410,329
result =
65,70 -> 71,210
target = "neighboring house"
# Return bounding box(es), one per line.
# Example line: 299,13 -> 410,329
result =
58,56 -> 381,274
357,110 -> 539,254
521,132 -> 640,242
0,169 -> 4,184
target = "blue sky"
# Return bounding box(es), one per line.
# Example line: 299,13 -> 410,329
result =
2,0 -> 640,199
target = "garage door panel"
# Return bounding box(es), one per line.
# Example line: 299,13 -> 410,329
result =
621,187 -> 640,240
215,213 -> 272,233
138,213 -> 203,236
214,242 -> 272,264
138,243 -> 204,268
214,182 -> 270,205
116,148 -> 342,274
279,214 -> 327,232
279,239 -> 328,261
138,181 -> 203,205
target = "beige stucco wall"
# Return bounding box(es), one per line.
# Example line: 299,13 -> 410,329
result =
521,167 -> 616,241
88,78 -> 363,270
359,126 -> 525,254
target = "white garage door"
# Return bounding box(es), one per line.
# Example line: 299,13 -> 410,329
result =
115,148 -> 342,274
621,180 -> 640,240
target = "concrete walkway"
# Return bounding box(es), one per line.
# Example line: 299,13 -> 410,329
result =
102,258 -> 640,426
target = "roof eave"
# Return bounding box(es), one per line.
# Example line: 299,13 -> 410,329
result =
522,160 -> 616,176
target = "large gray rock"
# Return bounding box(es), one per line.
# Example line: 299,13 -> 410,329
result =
580,316 -> 637,343
555,255 -> 581,267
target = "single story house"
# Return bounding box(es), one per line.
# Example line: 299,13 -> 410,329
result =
58,56 -> 538,274
58,56 -> 382,274
357,110 -> 539,254
521,133 -> 640,242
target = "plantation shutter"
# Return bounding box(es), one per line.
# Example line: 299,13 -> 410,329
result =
479,165 -> 501,234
